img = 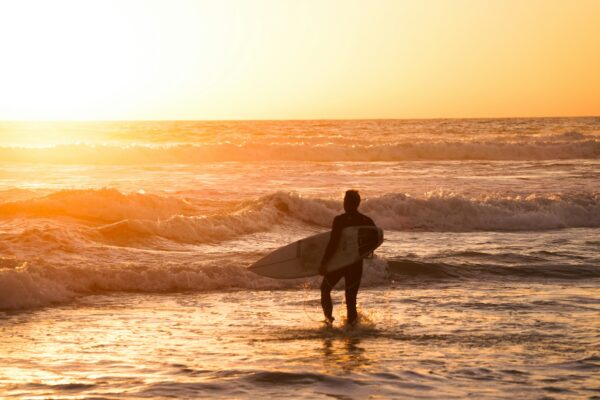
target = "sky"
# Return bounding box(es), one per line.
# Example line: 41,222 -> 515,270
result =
0,0 -> 599,120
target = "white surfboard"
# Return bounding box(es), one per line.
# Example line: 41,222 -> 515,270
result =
248,226 -> 383,279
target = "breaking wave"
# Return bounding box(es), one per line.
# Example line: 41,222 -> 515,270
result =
0,188 -> 195,222
1,251 -> 598,310
361,192 -> 600,231
0,257 -> 390,310
2,190 -> 599,238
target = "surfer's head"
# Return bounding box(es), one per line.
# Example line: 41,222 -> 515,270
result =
344,190 -> 361,212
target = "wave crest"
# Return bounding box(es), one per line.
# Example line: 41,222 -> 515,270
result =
2,190 -> 599,240
0,188 -> 195,222
362,191 -> 600,231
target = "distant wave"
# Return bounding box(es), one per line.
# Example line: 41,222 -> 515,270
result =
1,138 -> 599,163
1,190 -> 599,239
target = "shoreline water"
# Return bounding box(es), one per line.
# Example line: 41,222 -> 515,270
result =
1,284 -> 598,399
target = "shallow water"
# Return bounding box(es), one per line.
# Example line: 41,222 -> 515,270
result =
1,283 -> 599,399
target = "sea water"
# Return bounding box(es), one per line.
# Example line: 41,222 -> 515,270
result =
0,118 -> 599,398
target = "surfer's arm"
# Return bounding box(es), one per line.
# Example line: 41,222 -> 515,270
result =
319,217 -> 342,274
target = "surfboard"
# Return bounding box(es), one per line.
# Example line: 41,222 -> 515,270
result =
248,226 -> 383,279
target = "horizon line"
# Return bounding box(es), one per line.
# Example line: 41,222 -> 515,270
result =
1,114 -> 599,123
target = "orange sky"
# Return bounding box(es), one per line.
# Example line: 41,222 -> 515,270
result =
0,0 -> 599,120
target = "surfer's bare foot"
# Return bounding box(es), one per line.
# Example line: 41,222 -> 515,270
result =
346,317 -> 358,328
323,316 -> 334,326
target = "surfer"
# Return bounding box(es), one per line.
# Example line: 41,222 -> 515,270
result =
319,190 -> 375,326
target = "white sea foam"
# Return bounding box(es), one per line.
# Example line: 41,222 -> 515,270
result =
0,256 -> 390,310
361,191 -> 600,231
266,190 -> 600,232
0,262 -> 76,310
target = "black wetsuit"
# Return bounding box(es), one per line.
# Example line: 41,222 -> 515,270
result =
320,210 -> 375,324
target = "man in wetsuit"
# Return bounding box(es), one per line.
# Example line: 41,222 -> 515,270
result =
318,190 -> 375,326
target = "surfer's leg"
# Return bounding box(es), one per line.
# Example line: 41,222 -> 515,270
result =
344,263 -> 363,325
321,269 -> 344,322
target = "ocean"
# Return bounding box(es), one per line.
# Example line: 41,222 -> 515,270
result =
0,118 -> 599,398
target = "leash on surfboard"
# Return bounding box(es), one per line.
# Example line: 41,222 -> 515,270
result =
301,280 -> 322,323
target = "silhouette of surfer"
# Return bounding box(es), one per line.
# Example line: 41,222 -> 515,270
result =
319,190 -> 375,326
